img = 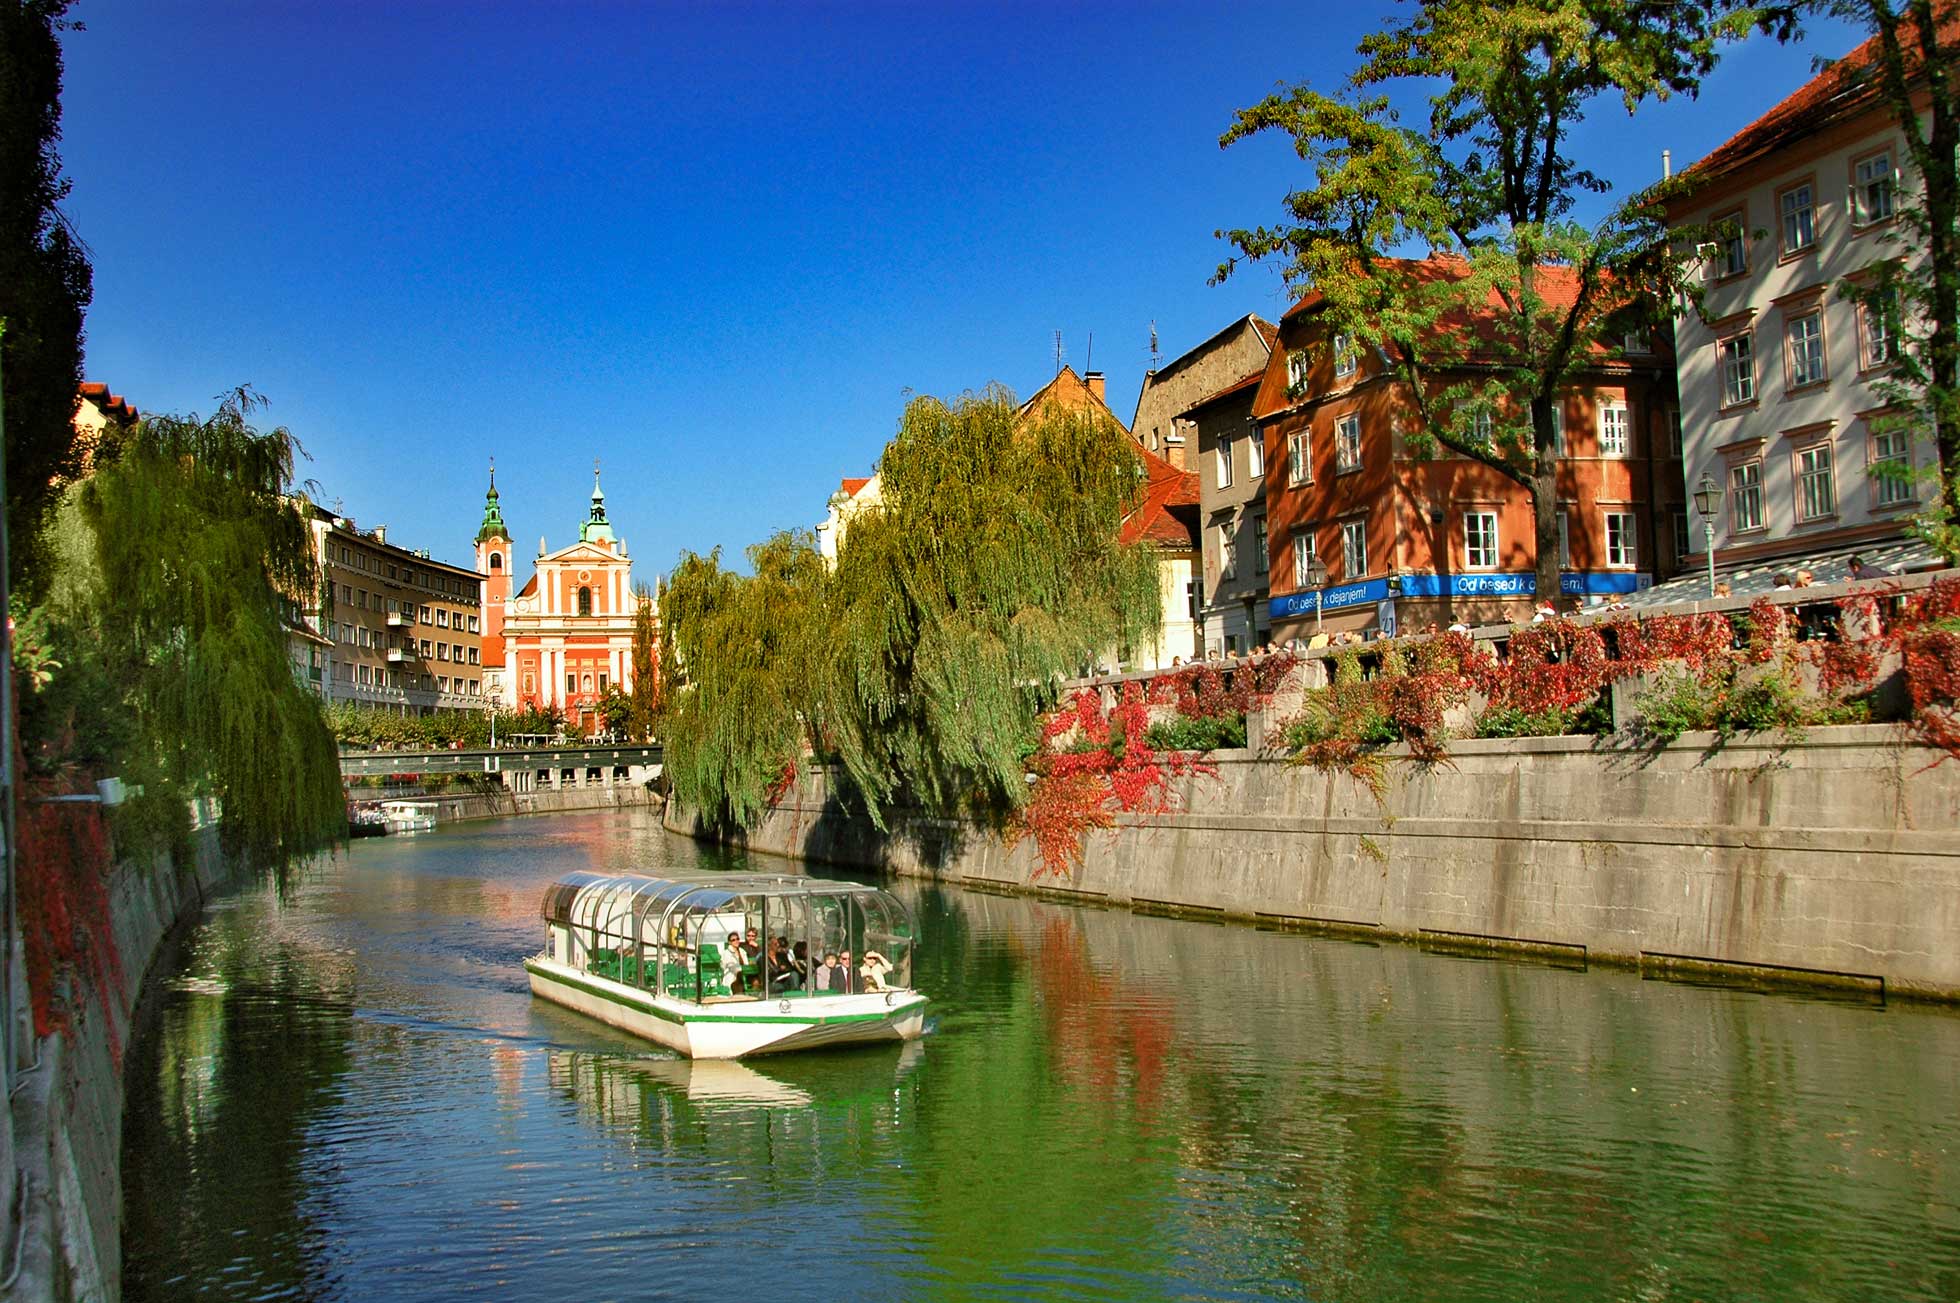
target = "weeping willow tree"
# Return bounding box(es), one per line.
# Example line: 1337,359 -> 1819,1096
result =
33,387 -> 345,881
659,532 -> 830,828
659,384 -> 1159,831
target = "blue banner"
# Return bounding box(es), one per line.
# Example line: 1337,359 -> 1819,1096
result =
1273,571 -> 1651,619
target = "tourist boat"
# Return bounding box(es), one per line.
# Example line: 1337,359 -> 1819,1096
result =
525,871 -> 930,1059
346,800 -> 388,838
379,800 -> 437,834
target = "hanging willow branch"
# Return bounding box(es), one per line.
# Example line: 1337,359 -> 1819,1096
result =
659,384 -> 1159,832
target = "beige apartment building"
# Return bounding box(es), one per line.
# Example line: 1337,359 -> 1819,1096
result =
1668,24 -> 1943,571
309,507 -> 487,714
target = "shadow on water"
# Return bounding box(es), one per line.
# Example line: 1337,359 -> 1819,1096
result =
123,809 -> 1960,1303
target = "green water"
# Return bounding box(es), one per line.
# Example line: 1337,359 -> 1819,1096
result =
122,809 -> 1960,1301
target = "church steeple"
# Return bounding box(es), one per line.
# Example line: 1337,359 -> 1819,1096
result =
579,459 -> 616,545
475,458 -> 510,544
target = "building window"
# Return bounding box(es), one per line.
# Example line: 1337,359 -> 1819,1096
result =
1871,428 -> 1914,507
1218,523 -> 1237,580
1786,310 -> 1827,388
420,605 -> 432,624
598,672 -> 609,693
1716,210 -> 1747,277
437,609 -> 449,628
1254,516 -> 1269,574
1854,150 -> 1895,224
523,673 -> 536,696
1215,437 -> 1234,490
566,673 -> 577,696
1456,402 -> 1494,444
1558,514 -> 1571,566
452,644 -> 462,661
468,615 -> 480,633
438,675 -> 449,692
1341,519 -> 1367,580
1287,430 -> 1311,486
582,673 -> 594,693
1246,431 -> 1264,479
1719,332 -> 1755,407
358,665 -> 371,686
1464,512 -> 1498,569
1730,461 -> 1765,533
1551,405 -> 1566,456
1779,182 -> 1815,254
1293,529 -> 1318,588
357,589 -> 369,610
1286,350 -> 1310,396
1860,291 -> 1897,369
1667,410 -> 1684,457
1605,513 -> 1637,568
1186,578 -> 1199,620
1598,402 -> 1631,457
420,639 -> 433,657
577,586 -> 593,617
469,647 -> 480,664
1672,510 -> 1691,562
1335,413 -> 1362,472
1333,334 -> 1357,378
1796,442 -> 1836,521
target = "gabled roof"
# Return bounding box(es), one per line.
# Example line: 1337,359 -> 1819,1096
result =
1683,12 -> 1959,189
1187,368 -> 1267,416
1019,364 -> 1130,434
840,476 -> 873,498
1120,446 -> 1200,548
78,382 -> 137,423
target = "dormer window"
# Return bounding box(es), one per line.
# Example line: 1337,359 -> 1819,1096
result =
1286,350 -> 1310,397
1332,334 -> 1357,378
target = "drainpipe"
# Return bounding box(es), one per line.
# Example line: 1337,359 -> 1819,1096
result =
0,328 -> 16,1084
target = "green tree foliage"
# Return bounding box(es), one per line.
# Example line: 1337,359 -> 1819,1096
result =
1,0 -> 93,594
1822,0 -> 1960,557
1216,1 -> 1786,601
29,389 -> 343,882
659,386 -> 1160,831
628,582 -> 659,741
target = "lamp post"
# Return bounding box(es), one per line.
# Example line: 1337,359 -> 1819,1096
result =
1692,472 -> 1724,599
1305,555 -> 1330,632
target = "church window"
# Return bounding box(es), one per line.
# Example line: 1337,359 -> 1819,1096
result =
577,586 -> 593,616
489,554 -> 502,572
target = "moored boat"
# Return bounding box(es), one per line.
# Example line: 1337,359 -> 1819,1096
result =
379,799 -> 437,834
525,871 -> 929,1059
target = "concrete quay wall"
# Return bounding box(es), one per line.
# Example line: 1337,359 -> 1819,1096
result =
668,724 -> 1960,1001
5,821 -> 241,1302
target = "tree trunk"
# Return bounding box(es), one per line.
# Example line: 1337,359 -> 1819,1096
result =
1530,394 -> 1561,608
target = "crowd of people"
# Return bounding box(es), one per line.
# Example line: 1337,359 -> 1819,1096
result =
715,928 -> 893,996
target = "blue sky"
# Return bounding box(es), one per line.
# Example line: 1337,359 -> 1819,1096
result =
57,1 -> 1863,582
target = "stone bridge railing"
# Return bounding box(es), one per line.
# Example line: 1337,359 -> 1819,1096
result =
338,743 -> 663,794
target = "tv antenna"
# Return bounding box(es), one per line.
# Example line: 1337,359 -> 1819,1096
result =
1085,331 -> 1093,374
1149,320 -> 1160,369
1054,330 -> 1064,375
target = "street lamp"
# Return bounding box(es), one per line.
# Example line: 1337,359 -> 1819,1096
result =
1305,555 -> 1330,631
1692,472 -> 1724,599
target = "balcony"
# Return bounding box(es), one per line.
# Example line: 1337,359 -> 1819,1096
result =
386,611 -> 410,627
385,647 -> 417,664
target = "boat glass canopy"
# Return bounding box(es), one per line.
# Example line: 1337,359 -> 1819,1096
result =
539,872 -> 915,1004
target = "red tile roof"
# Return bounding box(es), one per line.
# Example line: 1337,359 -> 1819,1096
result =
1120,445 -> 1200,548
1685,12 -> 1959,187
840,476 -> 873,498
78,381 -> 138,423
1250,317 -> 1279,352
1189,368 -> 1266,413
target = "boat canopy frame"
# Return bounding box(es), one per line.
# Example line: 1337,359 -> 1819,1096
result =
540,872 -> 914,1002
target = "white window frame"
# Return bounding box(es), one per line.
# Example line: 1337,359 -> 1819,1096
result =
1729,460 -> 1765,534
1786,310 -> 1827,388
1218,523 -> 1237,580
1341,518 -> 1368,581
1604,512 -> 1638,569
1780,182 -> 1815,254
1854,150 -> 1895,225
1215,436 -> 1234,490
1332,334 -> 1358,378
1871,428 -> 1914,508
1335,413 -> 1362,473
1860,292 -> 1897,369
1286,350 -> 1310,396
1292,529 -> 1318,589
1716,210 -> 1747,277
1795,441 -> 1837,523
1246,429 -> 1264,479
1463,512 -> 1498,570
1287,430 -> 1311,487
1720,332 -> 1756,407
1597,402 -> 1631,458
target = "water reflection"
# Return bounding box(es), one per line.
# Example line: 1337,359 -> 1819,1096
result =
124,812 -> 1960,1302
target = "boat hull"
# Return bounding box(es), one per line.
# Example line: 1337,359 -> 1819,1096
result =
525,957 -> 928,1059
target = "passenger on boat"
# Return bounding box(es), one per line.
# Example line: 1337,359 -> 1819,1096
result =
720,933 -> 744,992
830,950 -> 855,994
767,938 -> 801,990
812,952 -> 839,992
790,940 -> 810,983
859,950 -> 893,991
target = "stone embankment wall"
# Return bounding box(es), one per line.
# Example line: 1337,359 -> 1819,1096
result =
5,822 -> 239,1302
429,782 -> 659,824
668,724 -> 1960,1001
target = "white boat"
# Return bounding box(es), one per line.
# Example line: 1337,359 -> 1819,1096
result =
525,871 -> 930,1059
379,800 -> 437,834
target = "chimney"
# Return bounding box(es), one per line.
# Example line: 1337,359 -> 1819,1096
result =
373,524 -> 387,544
1085,371 -> 1105,402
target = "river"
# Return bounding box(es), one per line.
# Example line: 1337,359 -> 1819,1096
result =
121,809 -> 1960,1301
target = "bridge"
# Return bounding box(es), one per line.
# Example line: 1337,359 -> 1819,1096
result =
339,743 -> 664,792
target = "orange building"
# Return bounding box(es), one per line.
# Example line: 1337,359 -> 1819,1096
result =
1259,260 -> 1684,640
475,467 -> 652,732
